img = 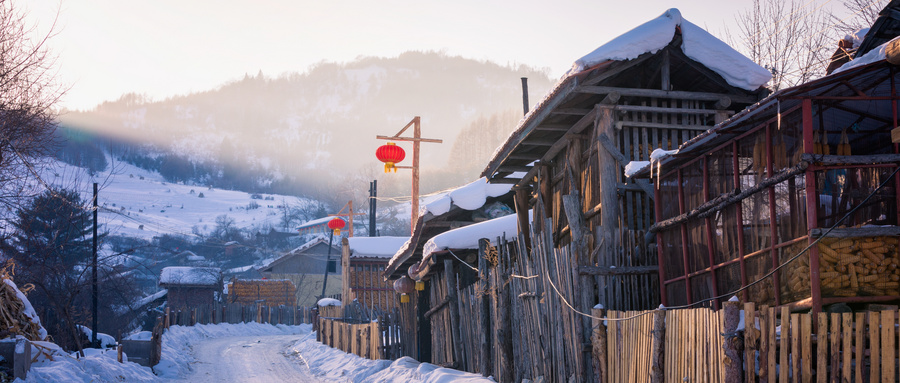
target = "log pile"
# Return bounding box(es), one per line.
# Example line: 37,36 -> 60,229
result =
228,279 -> 297,306
0,264 -> 46,341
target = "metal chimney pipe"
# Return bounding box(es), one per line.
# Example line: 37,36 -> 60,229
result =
521,77 -> 529,115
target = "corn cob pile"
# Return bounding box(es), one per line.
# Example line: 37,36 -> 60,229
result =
815,236 -> 900,297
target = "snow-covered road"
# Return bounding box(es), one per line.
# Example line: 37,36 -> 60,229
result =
176,334 -> 322,383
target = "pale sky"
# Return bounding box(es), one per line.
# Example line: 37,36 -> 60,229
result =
24,1 -> 773,110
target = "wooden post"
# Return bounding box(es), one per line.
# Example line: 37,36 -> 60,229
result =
478,238 -> 493,377
496,240 -> 514,382
342,237 -> 352,306
164,307 -> 170,328
562,190 -> 588,383
151,316 -> 163,366
649,309 -> 665,383
514,186 -> 532,255
13,338 -> 30,379
444,259 -> 464,368
596,107 -> 619,267
117,344 -> 124,363
591,307 -> 608,383
723,301 -> 742,383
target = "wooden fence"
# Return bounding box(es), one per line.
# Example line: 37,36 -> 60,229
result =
316,304 -> 405,361
162,303 -> 316,327
593,302 -> 900,382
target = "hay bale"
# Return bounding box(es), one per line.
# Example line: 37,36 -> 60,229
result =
0,267 -> 47,341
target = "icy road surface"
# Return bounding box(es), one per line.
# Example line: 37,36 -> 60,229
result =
177,334 -> 322,383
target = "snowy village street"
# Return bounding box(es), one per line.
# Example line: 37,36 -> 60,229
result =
175,334 -> 321,383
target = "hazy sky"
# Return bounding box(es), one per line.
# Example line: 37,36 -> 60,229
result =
24,1 -> 783,110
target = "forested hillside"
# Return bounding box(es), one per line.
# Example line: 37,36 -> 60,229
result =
57,51 -> 552,199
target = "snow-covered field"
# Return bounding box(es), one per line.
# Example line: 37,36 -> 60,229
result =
18,322 -> 494,382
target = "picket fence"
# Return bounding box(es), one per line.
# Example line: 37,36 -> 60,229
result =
595,302 -> 900,382
316,304 -> 405,361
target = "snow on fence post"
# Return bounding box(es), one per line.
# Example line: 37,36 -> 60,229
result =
13,337 -> 30,380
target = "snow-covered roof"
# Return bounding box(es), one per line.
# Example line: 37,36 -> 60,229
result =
385,177 -> 514,272
569,8 -> 770,91
420,212 -> 525,265
296,216 -> 333,231
835,35 -> 898,74
348,236 -> 410,259
423,177 -> 512,216
159,266 -> 221,287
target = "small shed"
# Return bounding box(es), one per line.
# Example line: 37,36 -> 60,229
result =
158,266 -> 222,309
342,236 -> 410,312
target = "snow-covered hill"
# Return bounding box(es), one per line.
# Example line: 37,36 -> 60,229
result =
40,157 -> 312,241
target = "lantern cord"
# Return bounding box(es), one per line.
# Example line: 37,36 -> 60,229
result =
446,249 -> 478,272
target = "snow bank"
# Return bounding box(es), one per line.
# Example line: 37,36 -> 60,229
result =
290,335 -> 493,383
76,325 -> 117,348
624,161 -> 651,177
317,298 -> 342,307
569,9 -> 770,91
348,236 -> 411,258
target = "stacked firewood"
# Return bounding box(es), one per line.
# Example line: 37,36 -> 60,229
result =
817,236 -> 900,297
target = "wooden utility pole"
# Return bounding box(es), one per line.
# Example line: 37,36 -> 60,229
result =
329,201 -> 365,237
376,117 -> 442,234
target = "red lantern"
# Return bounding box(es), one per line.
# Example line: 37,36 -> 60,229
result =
393,276 -> 415,303
376,142 -> 406,173
327,217 -> 346,236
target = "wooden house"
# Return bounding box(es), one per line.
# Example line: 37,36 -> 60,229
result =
258,237 -> 343,306
629,32 -> 900,312
158,266 -> 222,309
467,9 -> 769,382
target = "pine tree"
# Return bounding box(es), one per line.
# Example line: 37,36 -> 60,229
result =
3,188 -> 96,350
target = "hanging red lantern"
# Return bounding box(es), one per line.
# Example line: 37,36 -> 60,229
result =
376,142 -> 406,173
393,276 -> 415,303
327,217 -> 346,236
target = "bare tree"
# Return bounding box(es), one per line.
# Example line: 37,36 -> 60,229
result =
0,1 -> 63,212
730,0 -> 891,91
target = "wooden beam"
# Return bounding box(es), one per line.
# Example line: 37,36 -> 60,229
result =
424,296 -> 451,318
375,135 -> 443,143
497,165 -> 532,173
617,120 -> 714,131
507,154 -> 540,160
552,108 -> 594,116
811,226 -> 900,238
576,85 -> 757,104
535,124 -> 573,132
488,177 -> 521,184
800,153 -> 900,165
581,52 -> 656,86
578,265 -> 659,275
513,107 -> 600,187
521,139 -> 557,146
602,104 -> 719,115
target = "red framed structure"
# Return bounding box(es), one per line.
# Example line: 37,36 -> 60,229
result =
639,60 -> 900,312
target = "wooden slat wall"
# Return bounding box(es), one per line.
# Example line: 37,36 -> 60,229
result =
544,97 -> 711,313
348,261 -> 397,313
